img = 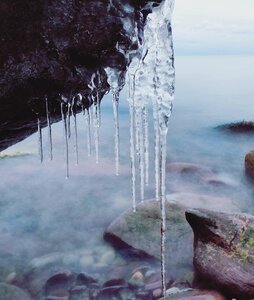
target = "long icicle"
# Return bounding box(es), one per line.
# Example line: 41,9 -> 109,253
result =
112,91 -> 120,176
72,97 -> 79,165
67,102 -> 71,139
86,107 -> 92,157
129,73 -> 136,212
61,102 -> 69,178
45,97 -> 53,160
93,96 -> 99,164
37,117 -> 43,163
138,107 -> 145,202
143,105 -> 149,186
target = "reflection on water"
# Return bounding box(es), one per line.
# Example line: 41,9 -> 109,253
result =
0,56 -> 254,291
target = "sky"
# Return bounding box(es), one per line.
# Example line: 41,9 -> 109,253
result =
172,0 -> 254,55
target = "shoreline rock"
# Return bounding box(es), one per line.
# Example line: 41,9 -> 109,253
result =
186,208 -> 254,299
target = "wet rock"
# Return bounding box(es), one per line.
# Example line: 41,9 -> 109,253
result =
163,288 -> 226,299
136,290 -> 152,299
245,151 -> 254,180
46,296 -> 69,300
186,209 -> 254,299
69,285 -> 89,300
45,270 -> 74,297
167,163 -> 213,178
24,253 -> 73,298
103,278 -> 125,287
97,285 -> 124,300
105,200 -> 193,280
76,272 -> 97,286
128,271 -> 145,287
0,283 -> 32,300
166,193 -> 240,213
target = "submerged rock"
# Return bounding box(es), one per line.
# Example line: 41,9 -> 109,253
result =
217,121 -> 254,133
245,150 -> 254,180
0,282 -> 32,300
186,209 -> 254,299
104,200 -> 194,280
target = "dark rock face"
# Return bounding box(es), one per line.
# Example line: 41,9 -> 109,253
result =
0,0 -> 162,151
186,209 -> 254,299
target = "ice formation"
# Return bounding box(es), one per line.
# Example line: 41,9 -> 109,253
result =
36,0 -> 175,296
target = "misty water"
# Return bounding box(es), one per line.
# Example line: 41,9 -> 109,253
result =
0,55 -> 254,286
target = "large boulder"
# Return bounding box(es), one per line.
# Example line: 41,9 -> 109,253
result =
186,209 -> 254,299
245,150 -> 254,180
105,200 -> 194,280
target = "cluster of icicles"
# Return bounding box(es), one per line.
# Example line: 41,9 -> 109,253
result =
37,0 -> 175,298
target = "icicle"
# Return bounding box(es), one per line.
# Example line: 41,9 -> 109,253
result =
143,105 -> 149,186
153,83 -> 160,201
45,97 -> 53,160
86,107 -> 92,157
61,102 -> 69,178
128,73 -> 136,212
112,91 -> 120,175
71,97 -> 79,165
37,117 -> 43,163
137,107 -> 145,202
67,102 -> 71,139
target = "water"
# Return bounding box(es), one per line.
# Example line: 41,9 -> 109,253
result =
0,56 -> 254,293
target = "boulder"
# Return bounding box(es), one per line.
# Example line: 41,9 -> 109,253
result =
104,200 -> 194,280
186,209 -> 254,299
0,282 -> 32,300
245,151 -> 254,180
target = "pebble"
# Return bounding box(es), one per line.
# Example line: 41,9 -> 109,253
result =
128,271 -> 145,288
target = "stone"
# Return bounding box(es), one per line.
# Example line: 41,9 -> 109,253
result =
128,271 -> 145,287
69,285 -> 89,300
245,150 -> 254,180
45,270 -> 74,297
217,121 -> 254,133
76,272 -> 97,286
103,278 -> 125,288
167,163 -> 213,178
186,208 -> 254,299
163,288 -> 226,300
0,283 -> 32,300
105,200 -> 193,280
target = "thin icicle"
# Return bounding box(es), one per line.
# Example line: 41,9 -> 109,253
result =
137,107 -> 145,202
37,117 -> 43,163
153,81 -> 160,201
67,102 -> 71,139
71,97 -> 79,166
45,97 -> 53,160
91,96 -> 99,164
86,107 -> 92,157
112,91 -> 120,175
61,102 -> 69,179
128,73 -> 136,212
143,105 -> 149,186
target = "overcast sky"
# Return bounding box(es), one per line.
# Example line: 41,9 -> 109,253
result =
172,0 -> 254,55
